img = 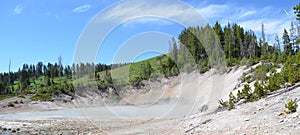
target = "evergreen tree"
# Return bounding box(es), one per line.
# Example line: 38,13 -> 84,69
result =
294,3 -> 300,21
282,29 -> 292,55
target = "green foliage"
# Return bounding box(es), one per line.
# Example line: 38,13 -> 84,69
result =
282,29 -> 292,55
281,52 -> 300,83
228,92 -> 235,110
0,94 -> 15,101
294,3 -> 300,21
253,81 -> 266,99
265,73 -> 283,92
218,99 -> 228,109
236,90 -> 242,101
241,84 -> 252,102
239,73 -> 252,84
30,93 -> 52,101
285,99 -> 298,113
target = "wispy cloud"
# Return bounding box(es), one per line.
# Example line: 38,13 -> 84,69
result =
14,5 -> 23,14
97,0 -> 208,27
238,10 -> 256,19
197,4 -> 228,18
195,3 -> 293,43
72,4 -> 91,13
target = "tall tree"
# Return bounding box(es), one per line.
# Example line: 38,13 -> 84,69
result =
58,55 -> 63,77
282,29 -> 292,55
213,21 -> 224,48
274,34 -> 281,55
170,37 -> 178,64
36,62 -> 43,77
224,23 -> 233,61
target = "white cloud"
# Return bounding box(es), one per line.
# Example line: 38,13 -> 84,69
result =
72,4 -> 91,13
195,3 -> 292,41
123,17 -> 172,27
93,0 -> 293,43
239,18 -> 291,43
97,0 -> 209,27
238,10 -> 256,19
197,4 -> 228,18
14,5 -> 23,14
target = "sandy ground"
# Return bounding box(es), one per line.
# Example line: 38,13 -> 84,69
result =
0,65 -> 300,134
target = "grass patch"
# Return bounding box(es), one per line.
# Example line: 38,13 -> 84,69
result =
30,94 -> 52,101
0,94 -> 15,101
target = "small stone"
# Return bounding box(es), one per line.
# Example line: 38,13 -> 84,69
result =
244,118 -> 250,121
257,107 -> 263,111
278,119 -> 284,123
264,130 -> 268,133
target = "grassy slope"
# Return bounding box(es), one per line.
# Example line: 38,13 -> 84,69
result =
0,55 -> 168,101
97,55 -> 168,84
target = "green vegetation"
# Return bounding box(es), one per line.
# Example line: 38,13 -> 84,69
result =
0,94 -> 15,101
253,81 -> 266,99
285,99 -> 298,113
7,101 -> 14,107
228,92 -> 235,110
0,3 -> 299,104
223,52 -> 300,110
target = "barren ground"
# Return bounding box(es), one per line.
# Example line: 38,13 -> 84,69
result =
0,65 -> 300,134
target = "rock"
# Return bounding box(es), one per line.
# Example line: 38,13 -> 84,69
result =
244,118 -> 250,121
264,130 -> 268,133
257,107 -> 263,111
278,119 -> 284,123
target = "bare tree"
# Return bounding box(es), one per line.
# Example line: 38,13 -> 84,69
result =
58,55 -> 63,77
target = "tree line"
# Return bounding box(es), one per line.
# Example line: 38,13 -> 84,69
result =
0,60 -> 114,95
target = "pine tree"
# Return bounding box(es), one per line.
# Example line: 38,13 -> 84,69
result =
294,3 -> 300,21
282,29 -> 292,55
213,21 -> 224,49
58,55 -> 63,77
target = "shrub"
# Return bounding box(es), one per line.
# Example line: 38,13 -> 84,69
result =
18,95 -> 25,98
7,102 -> 14,107
228,92 -> 236,111
282,53 -> 300,83
236,90 -> 242,101
228,99 -> 234,111
253,65 -> 270,81
266,72 -> 284,92
285,99 -> 298,113
253,81 -> 266,99
241,84 -> 252,102
30,92 -> 52,101
218,99 -> 228,109
14,100 -> 19,104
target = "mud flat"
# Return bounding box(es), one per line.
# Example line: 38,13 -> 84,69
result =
1,66 -> 300,134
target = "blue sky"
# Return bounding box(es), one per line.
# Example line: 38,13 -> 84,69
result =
0,0 -> 299,73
